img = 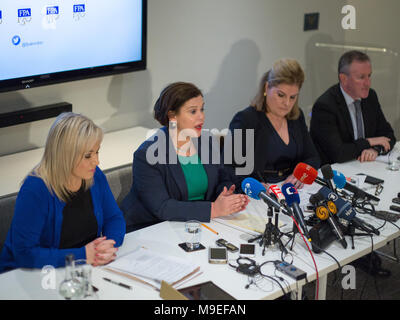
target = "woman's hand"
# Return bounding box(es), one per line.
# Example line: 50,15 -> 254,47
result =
211,186 -> 249,218
85,236 -> 118,266
283,174 -> 304,190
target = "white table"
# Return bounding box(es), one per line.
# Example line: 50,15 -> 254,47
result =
0,145 -> 399,300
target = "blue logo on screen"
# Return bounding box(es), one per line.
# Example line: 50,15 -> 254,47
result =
0,10 -> 2,24
73,4 -> 85,13
18,8 -> 32,25
12,35 -> 21,46
73,4 -> 86,20
46,6 -> 59,15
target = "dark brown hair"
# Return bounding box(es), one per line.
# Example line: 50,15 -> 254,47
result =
251,59 -> 304,120
153,82 -> 203,126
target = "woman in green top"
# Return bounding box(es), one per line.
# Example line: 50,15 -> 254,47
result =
122,82 -> 249,231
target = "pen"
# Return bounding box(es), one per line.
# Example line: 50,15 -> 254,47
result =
103,277 -> 132,290
201,223 -> 219,235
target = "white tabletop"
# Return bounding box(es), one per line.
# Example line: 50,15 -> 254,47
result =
0,145 -> 399,300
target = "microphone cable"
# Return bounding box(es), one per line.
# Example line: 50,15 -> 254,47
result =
289,215 -> 319,300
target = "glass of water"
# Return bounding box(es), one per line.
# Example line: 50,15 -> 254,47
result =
73,259 -> 99,300
184,220 -> 202,251
387,151 -> 400,171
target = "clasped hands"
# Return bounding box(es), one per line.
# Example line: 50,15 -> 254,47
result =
85,236 -> 118,266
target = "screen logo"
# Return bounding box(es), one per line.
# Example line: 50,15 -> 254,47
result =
45,5 -> 60,25
0,10 -> 2,24
18,8 -> 32,25
12,35 -> 21,46
73,4 -> 86,21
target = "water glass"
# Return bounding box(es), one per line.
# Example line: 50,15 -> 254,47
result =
73,259 -> 99,300
387,151 -> 400,171
184,220 -> 202,251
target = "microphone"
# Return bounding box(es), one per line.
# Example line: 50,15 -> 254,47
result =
317,186 -> 380,235
293,162 -> 330,188
309,192 -> 347,249
281,183 -> 310,240
268,185 -> 286,205
241,178 -> 291,216
332,170 -> 380,202
332,170 -> 346,189
321,164 -> 337,192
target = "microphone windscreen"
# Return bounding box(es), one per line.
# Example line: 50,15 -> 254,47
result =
268,185 -> 285,202
332,170 -> 346,189
293,162 -> 318,184
309,192 -> 324,206
241,177 -> 266,200
321,164 -> 334,180
317,186 -> 357,221
281,183 -> 300,206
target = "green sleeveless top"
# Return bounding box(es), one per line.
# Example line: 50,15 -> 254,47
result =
178,154 -> 208,201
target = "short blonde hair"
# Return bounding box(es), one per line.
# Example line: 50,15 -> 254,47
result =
251,58 -> 305,120
30,112 -> 103,203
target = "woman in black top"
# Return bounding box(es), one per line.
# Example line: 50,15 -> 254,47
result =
229,58 -> 320,189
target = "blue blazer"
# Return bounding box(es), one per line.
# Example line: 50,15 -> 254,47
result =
0,167 -> 126,273
121,127 -> 234,232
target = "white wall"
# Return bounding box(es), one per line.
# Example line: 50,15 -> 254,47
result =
4,0 -> 398,157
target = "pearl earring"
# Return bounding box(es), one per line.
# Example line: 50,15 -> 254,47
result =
169,120 -> 177,129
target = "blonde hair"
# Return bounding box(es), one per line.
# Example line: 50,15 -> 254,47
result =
30,112 -> 103,203
251,58 -> 305,120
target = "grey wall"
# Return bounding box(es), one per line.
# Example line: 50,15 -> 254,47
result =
0,0 -> 398,156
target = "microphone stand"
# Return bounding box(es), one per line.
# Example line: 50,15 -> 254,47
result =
248,206 -> 287,256
346,224 -> 373,250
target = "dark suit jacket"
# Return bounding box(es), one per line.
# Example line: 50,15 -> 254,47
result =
310,83 -> 396,165
121,127 -> 234,232
228,106 -> 320,187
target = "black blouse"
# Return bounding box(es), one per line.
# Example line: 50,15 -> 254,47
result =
228,106 -> 320,185
59,184 -> 98,249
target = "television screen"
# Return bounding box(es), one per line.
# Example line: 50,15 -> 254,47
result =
0,0 -> 147,93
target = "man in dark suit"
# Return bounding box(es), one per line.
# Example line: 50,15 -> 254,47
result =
310,50 -> 396,165
310,51 -> 395,277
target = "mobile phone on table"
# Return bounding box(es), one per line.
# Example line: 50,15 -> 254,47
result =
208,247 -> 228,264
239,244 -> 255,258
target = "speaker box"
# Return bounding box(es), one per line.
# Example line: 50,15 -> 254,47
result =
0,102 -> 72,128
309,219 -> 346,254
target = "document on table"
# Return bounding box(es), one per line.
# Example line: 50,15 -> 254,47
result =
105,247 -> 200,290
214,199 -> 286,235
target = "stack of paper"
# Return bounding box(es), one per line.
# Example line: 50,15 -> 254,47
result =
105,247 -> 200,290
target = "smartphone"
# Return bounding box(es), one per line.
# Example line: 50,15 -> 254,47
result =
239,244 -> 255,257
356,173 -> 384,185
392,198 -> 400,205
208,247 -> 228,264
390,205 -> 400,213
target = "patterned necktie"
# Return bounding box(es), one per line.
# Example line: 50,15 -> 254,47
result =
354,99 -> 364,139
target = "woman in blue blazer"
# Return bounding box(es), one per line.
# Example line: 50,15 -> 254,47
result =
121,82 -> 249,232
0,113 -> 125,273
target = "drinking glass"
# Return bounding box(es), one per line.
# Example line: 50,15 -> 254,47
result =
387,151 -> 400,171
184,220 -> 202,251
73,259 -> 99,300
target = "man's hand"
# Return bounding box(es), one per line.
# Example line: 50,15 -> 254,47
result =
357,148 -> 378,162
367,136 -> 391,152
